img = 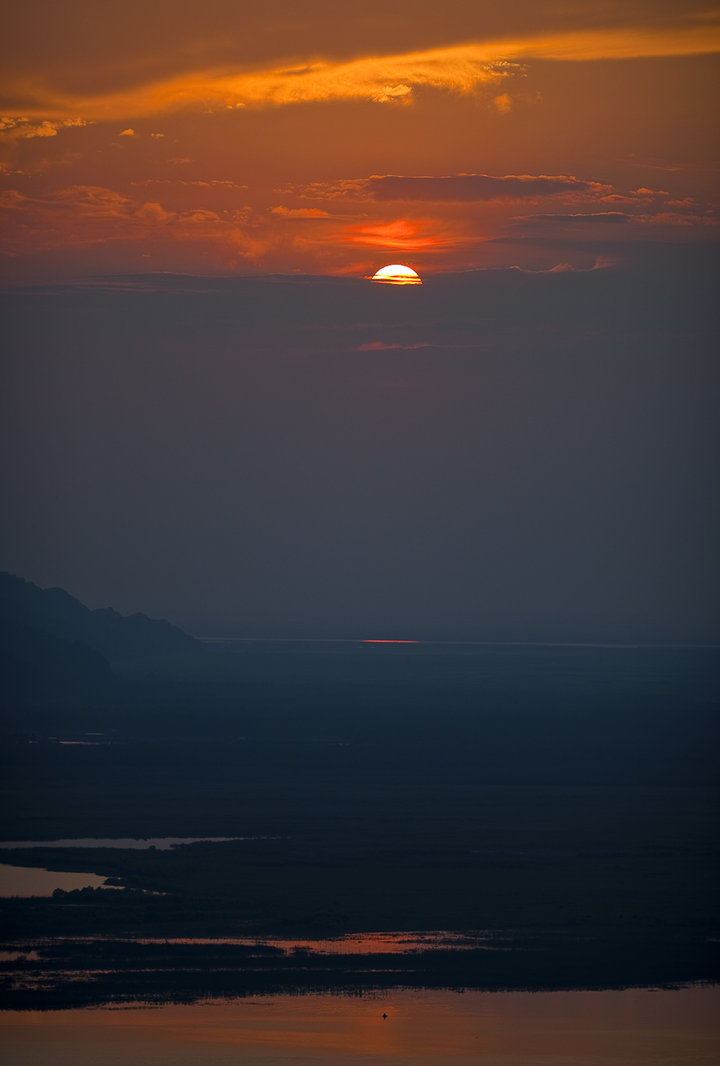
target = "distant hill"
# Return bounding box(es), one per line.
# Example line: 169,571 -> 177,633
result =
0,616 -> 113,702
0,573 -> 200,676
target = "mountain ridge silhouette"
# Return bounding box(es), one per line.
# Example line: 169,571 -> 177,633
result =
0,573 -> 200,698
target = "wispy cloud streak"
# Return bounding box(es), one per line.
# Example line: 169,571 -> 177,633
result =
4,22 -> 718,122
365,174 -> 613,201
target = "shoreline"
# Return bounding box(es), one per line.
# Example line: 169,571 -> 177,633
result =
2,927 -> 717,1011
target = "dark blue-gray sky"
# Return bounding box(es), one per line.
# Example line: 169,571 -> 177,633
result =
1,245 -> 717,641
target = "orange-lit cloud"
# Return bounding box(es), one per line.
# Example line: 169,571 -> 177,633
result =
364,173 -> 613,202
133,179 -> 248,191
0,116 -> 91,139
0,182 -> 269,268
643,210 -> 719,228
505,23 -> 720,62
2,46 -> 517,122
271,205 -> 333,219
51,184 -> 134,217
590,188 -> 677,208
289,172 -> 618,205
4,22 -> 719,122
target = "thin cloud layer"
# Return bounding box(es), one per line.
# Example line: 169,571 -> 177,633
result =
527,212 -> 631,224
365,174 -> 613,202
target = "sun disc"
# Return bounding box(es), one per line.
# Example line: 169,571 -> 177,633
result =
371,264 -> 422,285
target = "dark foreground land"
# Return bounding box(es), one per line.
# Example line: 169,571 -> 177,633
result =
1,641 -> 718,1007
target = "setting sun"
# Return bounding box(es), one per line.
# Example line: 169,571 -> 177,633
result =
370,264 -> 422,285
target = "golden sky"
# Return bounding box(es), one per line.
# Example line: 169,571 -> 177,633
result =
1,0 -> 718,281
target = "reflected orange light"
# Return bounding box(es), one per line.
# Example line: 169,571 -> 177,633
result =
3,987 -> 717,1063
362,638 -> 419,643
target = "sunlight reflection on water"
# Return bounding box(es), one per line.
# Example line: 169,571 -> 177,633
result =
1,987 -> 718,1065
129,931 -> 491,954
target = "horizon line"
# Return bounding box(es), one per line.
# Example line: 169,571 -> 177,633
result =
196,636 -> 720,650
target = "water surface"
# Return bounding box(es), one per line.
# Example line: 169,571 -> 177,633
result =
131,931 -> 489,954
1,986 -> 717,1065
0,837 -> 252,851
0,863 -> 110,897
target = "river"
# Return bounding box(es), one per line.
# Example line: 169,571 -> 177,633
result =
2,986 -> 718,1065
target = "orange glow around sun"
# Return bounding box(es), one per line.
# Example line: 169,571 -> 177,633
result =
1,4 -> 718,283
347,219 -> 444,252
370,264 -> 422,285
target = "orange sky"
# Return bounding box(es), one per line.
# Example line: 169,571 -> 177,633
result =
1,1 -> 718,281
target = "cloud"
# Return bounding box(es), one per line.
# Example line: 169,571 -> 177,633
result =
632,187 -> 669,198
0,188 -> 29,209
524,211 -> 631,224
0,183 -> 261,230
132,179 -> 249,191
290,172 -> 618,204
0,180 -> 278,274
644,211 -> 719,228
135,200 -> 173,224
286,179 -> 371,201
271,205 -> 333,219
502,23 -> 720,62
355,341 -> 433,351
520,208 -> 719,230
6,45 -> 517,121
489,236 -> 720,271
363,173 -> 613,202
51,184 -> 134,217
510,258 -> 617,273
4,21 -> 718,123
599,187 -> 671,205
119,128 -> 135,137
0,116 -> 91,139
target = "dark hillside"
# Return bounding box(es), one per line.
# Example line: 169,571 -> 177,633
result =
0,572 -> 200,671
